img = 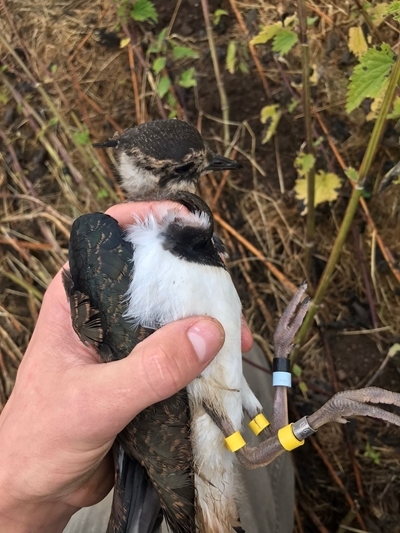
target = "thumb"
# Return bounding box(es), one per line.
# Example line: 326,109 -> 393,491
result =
86,317 -> 225,431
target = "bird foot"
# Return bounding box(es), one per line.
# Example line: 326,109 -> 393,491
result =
273,281 -> 310,359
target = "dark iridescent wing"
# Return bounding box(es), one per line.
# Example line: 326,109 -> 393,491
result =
63,213 -> 195,533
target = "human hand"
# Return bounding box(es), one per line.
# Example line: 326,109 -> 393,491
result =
0,201 -> 253,533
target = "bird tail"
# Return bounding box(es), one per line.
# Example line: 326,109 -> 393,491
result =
106,444 -> 163,533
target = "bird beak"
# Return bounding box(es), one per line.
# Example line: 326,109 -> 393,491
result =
205,154 -> 242,171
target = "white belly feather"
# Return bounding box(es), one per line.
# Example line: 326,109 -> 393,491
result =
124,211 -> 244,532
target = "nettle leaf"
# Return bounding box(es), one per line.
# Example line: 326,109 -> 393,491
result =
172,45 -> 199,60
260,104 -> 281,144
178,68 -> 197,89
348,26 -> 368,58
272,28 -> 298,55
294,152 -> 315,177
346,43 -> 395,113
152,56 -> 166,74
226,40 -> 237,74
157,75 -> 171,98
295,171 -> 342,215
131,0 -> 158,23
369,3 -> 388,26
386,1 -> 400,20
250,22 -> 282,45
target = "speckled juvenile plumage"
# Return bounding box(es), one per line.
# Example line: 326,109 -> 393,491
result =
63,212 -> 195,533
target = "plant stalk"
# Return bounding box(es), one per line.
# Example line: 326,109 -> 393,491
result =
298,0 -> 316,281
200,0 -> 230,145
292,51 -> 400,359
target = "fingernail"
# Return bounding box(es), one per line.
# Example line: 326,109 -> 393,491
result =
187,319 -> 224,363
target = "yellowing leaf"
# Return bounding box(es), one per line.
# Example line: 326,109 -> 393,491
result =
369,3 -> 388,26
366,89 -> 386,121
250,23 -> 282,46
294,152 -> 315,177
226,40 -> 236,74
294,171 -> 342,215
120,37 -> 131,48
387,96 -> 400,119
348,27 -> 368,58
260,104 -> 281,144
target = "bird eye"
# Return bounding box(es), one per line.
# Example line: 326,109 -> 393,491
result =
175,162 -> 195,174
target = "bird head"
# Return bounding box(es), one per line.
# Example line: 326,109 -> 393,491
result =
94,119 -> 241,198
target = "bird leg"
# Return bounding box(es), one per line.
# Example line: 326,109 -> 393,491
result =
204,282 -> 400,469
270,281 -> 310,433
241,282 -> 310,442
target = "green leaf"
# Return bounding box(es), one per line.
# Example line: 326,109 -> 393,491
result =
250,23 -> 281,45
272,28 -> 298,55
167,92 -> 177,118
172,45 -> 199,60
298,381 -> 309,396
307,16 -> 319,25
178,68 -> 197,88
260,104 -> 281,143
73,130 -> 90,146
96,188 -> 109,200
157,75 -> 171,98
213,8 -> 228,26
152,56 -> 166,74
238,61 -> 249,74
364,442 -> 381,465
345,167 -> 359,182
386,1 -> 400,20
292,364 -> 302,378
295,171 -> 342,215
294,152 -> 315,177
287,98 -> 299,113
131,0 -> 158,23
346,43 -> 395,113
226,40 -> 237,74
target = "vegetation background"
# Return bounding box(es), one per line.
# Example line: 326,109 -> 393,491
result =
1,0 -> 400,531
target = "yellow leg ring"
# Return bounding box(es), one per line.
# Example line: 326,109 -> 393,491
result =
248,413 -> 270,435
278,424 -> 305,451
225,431 -> 246,452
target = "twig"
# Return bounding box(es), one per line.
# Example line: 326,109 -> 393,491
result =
214,213 -> 298,294
200,0 -> 230,145
1,270 -> 44,301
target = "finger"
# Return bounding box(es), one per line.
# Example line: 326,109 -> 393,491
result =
106,201 -> 189,229
81,317 -> 225,434
241,316 -> 253,353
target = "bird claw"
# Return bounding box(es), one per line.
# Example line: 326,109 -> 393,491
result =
308,387 -> 400,431
273,282 -> 310,359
